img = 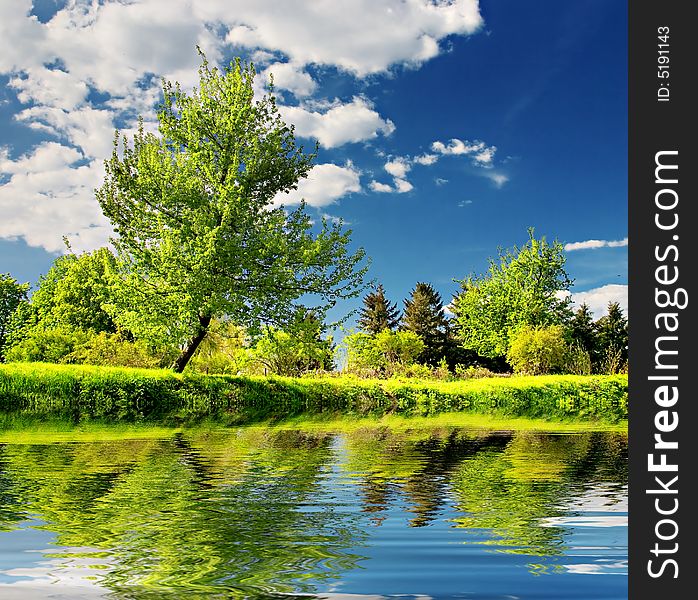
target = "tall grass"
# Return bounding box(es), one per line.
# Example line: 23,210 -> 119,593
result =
0,362 -> 628,424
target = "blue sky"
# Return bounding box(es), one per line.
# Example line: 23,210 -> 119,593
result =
0,0 -> 627,324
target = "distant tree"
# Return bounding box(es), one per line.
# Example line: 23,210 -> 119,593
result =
596,302 -> 628,372
2,249 -> 120,360
95,52 -> 367,372
0,274 -> 30,360
452,229 -> 573,359
401,282 -> 449,366
357,284 -> 400,334
568,303 -> 600,365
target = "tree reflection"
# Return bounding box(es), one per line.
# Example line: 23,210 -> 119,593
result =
0,425 -> 627,595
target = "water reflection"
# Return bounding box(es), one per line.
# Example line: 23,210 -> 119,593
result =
0,427 -> 627,598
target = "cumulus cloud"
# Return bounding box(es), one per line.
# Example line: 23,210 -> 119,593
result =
261,62 -> 316,97
431,138 -> 497,165
0,0 -> 484,252
279,97 -> 395,148
369,180 -> 394,193
0,143 -> 111,253
394,178 -> 414,193
384,157 -> 411,179
564,238 -> 629,251
272,162 -> 361,208
222,0 -> 482,76
563,284 -> 629,319
414,153 -> 438,165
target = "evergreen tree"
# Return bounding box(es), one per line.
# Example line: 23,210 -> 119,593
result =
568,303 -> 600,363
357,284 -> 400,334
596,302 -> 628,368
401,282 -> 449,366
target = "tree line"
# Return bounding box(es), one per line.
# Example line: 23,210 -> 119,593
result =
0,52 -> 627,378
344,233 -> 627,377
0,230 -> 627,378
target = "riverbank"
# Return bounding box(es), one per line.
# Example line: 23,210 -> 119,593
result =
0,362 -> 628,424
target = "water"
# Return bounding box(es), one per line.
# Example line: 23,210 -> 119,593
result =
0,426 -> 627,599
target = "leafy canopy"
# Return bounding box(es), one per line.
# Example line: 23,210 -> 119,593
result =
453,230 -> 573,358
0,274 -> 30,360
95,51 -> 367,370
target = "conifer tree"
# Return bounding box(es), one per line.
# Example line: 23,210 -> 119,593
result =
401,282 -> 449,365
596,302 -> 628,365
357,284 -> 400,334
568,303 -> 600,363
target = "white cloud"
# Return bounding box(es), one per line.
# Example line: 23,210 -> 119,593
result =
221,0 -> 483,76
483,171 -> 509,188
564,238 -> 629,251
431,138 -> 497,165
369,180 -> 394,193
564,284 -> 629,319
414,153 -> 438,165
273,162 -> 361,208
394,178 -> 414,193
261,62 -> 316,97
435,177 -> 448,186
0,0 -> 484,252
279,97 -> 395,148
0,143 -> 111,253
384,157 -> 411,179
16,105 -> 116,160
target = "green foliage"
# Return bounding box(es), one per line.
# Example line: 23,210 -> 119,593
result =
27,249 -> 118,334
506,325 -> 569,375
95,51 -> 367,371
0,363 -> 628,423
565,343 -> 593,375
67,332 -> 164,369
185,320 -> 249,375
247,315 -> 334,376
357,284 -> 400,334
400,282 -> 449,365
453,230 -> 573,359
4,326 -> 89,364
568,303 -> 599,363
596,302 -> 628,371
344,329 -> 425,376
0,274 -> 29,360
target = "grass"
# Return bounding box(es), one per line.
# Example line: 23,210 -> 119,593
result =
0,362 -> 628,425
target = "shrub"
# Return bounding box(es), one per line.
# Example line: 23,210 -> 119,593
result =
565,343 -> 592,375
506,325 -> 568,375
4,326 -> 89,364
67,332 -> 163,369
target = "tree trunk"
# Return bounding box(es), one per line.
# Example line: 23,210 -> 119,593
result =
171,315 -> 212,373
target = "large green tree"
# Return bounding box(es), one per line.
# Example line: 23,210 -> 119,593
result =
0,274 -> 29,360
96,53 -> 367,372
357,284 -> 400,334
452,230 -> 573,359
400,282 -> 449,366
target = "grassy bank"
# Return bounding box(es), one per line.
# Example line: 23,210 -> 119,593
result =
0,362 -> 628,425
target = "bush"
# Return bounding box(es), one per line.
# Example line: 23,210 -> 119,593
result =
454,365 -> 499,379
4,326 -> 89,364
565,343 -> 592,375
345,329 -> 425,376
67,332 -> 164,369
506,325 -> 568,375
